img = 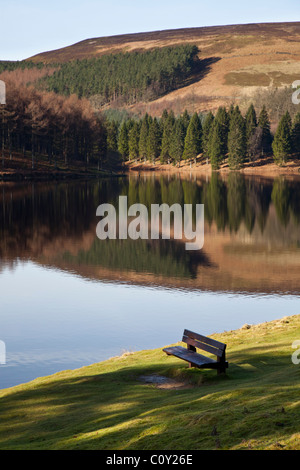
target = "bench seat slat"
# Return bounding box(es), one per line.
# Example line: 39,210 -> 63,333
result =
163,346 -> 227,369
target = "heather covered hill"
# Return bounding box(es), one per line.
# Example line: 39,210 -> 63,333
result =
27,22 -> 300,64
25,22 -> 300,114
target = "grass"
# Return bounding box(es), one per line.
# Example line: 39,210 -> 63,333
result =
225,72 -> 271,87
225,71 -> 300,87
0,315 -> 300,450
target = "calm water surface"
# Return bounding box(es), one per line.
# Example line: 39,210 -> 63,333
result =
0,173 -> 300,388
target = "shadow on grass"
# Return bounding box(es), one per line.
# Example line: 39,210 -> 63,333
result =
185,57 -> 221,87
0,347 -> 298,449
151,56 -> 222,101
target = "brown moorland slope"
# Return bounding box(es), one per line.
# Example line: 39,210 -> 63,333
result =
27,22 -> 300,114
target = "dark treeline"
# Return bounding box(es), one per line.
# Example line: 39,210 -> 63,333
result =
0,79 -> 107,170
37,45 -> 200,104
0,60 -> 49,73
1,74 -> 299,173
111,105 -> 300,169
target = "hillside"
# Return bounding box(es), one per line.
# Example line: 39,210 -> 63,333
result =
27,22 -> 300,115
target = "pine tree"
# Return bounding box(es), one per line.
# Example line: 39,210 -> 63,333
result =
182,112 -> 202,160
160,109 -> 169,131
227,104 -> 235,121
126,118 -> 135,135
292,112 -> 300,156
258,105 -> 272,155
214,106 -> 229,157
228,107 -> 246,170
202,111 -> 214,158
208,120 -> 224,170
272,111 -> 292,165
160,110 -> 175,163
245,103 -> 257,159
139,113 -> 149,162
128,120 -> 140,161
169,117 -> 186,165
106,120 -> 119,152
181,109 -> 190,132
118,121 -> 129,161
147,117 -> 161,162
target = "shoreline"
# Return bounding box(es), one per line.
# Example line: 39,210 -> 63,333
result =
0,169 -> 125,182
125,158 -> 300,180
1,313 -> 297,392
1,156 -> 300,182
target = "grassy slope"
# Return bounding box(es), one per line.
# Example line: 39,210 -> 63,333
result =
0,315 -> 299,450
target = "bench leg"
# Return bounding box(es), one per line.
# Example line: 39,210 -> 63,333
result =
188,345 -> 196,368
217,355 -> 226,375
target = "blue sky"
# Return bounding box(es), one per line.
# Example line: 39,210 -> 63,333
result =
1,0 -> 299,60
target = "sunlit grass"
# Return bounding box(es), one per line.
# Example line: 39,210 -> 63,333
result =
0,315 -> 299,450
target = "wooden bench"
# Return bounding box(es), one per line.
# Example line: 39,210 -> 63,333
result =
163,329 -> 228,374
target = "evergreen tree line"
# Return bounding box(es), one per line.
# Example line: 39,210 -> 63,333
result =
1,76 -> 299,173
37,45 -> 200,104
110,104 -> 300,169
0,60 -> 48,73
0,45 -> 200,106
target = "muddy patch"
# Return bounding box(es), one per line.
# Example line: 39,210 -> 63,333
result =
139,374 -> 193,390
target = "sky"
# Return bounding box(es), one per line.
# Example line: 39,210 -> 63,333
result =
0,0 -> 299,61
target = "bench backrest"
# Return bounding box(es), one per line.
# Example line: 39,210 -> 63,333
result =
182,329 -> 226,358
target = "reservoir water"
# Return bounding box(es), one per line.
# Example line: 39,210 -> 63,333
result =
1,172 -> 299,389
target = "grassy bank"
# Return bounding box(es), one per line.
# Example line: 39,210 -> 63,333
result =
0,315 -> 299,450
